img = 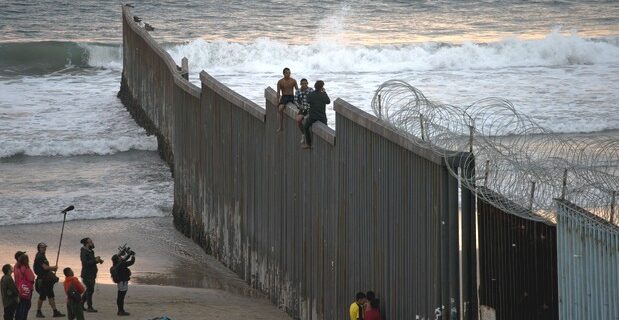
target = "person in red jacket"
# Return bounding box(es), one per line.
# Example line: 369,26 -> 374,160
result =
364,298 -> 381,320
14,254 -> 35,320
63,268 -> 85,320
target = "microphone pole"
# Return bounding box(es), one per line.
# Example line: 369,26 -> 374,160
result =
55,205 -> 74,268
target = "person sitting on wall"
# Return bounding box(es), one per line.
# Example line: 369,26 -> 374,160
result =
294,78 -> 314,143
301,80 -> 330,149
276,67 -> 298,132
349,292 -> 367,320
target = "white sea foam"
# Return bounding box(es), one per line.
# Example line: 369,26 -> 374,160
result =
166,31 -> 619,73
81,43 -> 123,70
1,30 -> 616,161
0,150 -> 173,226
0,137 -> 157,158
0,70 -> 157,158
162,31 -> 619,134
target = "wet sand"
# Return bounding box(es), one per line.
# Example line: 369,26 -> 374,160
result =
0,217 -> 290,319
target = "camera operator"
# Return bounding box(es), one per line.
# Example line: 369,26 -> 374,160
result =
33,242 -> 64,318
111,247 -> 135,316
79,238 -> 103,313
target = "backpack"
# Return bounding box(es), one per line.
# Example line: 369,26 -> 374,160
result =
110,264 -> 120,283
67,284 -> 81,302
16,268 -> 33,300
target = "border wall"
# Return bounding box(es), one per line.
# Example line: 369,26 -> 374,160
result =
120,7 -> 476,320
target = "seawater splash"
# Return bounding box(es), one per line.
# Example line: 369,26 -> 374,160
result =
0,42 -> 122,75
1,31 -> 617,75
166,31 -> 619,74
0,68 -> 157,159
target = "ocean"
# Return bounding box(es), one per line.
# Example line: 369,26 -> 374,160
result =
1,0 -> 618,225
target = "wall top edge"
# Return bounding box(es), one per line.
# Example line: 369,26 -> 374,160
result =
555,198 -> 619,233
200,71 -> 266,122
123,6 -> 199,99
334,98 -> 443,165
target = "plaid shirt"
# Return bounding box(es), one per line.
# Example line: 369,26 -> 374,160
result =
295,87 -> 314,111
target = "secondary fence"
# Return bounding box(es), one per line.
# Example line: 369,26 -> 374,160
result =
478,192 -> 558,320
556,200 -> 619,320
121,7 -> 476,320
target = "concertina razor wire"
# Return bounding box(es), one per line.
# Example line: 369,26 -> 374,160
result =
371,80 -> 619,232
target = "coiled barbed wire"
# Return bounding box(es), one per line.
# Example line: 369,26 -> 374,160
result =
371,80 -> 619,232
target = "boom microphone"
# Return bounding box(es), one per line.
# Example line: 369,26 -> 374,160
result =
61,205 -> 75,214
56,205 -> 75,267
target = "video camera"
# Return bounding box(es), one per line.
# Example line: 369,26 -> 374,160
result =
117,243 -> 135,260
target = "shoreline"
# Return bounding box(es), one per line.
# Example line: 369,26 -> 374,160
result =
0,216 -> 290,319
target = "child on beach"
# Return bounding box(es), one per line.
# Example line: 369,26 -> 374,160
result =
1,264 -> 18,320
63,268 -> 85,320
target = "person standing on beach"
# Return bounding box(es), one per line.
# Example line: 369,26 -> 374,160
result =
110,252 -> 135,316
349,292 -> 367,320
14,254 -> 35,320
301,80 -> 330,149
276,67 -> 298,132
364,297 -> 381,320
62,268 -> 84,320
294,78 -> 314,143
33,242 -> 64,318
79,238 -> 103,313
1,264 -> 18,320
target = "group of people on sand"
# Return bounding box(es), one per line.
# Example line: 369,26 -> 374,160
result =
276,67 -> 331,149
350,291 -> 382,320
1,238 -> 135,320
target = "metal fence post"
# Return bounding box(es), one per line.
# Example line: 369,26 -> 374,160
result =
181,57 -> 189,80
560,169 -> 568,200
468,119 -> 475,153
420,115 -> 425,141
529,181 -> 536,211
484,160 -> 490,186
611,191 -> 616,224
377,94 -> 382,119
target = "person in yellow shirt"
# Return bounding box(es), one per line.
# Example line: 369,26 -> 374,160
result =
349,292 -> 367,320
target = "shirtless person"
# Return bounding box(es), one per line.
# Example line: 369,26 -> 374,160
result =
276,67 -> 298,132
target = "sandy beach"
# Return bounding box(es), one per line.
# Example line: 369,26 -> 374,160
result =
0,217 -> 290,320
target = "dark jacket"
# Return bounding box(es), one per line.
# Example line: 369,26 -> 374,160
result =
34,252 -> 52,280
115,256 -> 135,282
1,274 -> 18,307
307,90 -> 330,120
80,247 -> 98,279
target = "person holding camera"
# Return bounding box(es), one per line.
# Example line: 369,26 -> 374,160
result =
110,248 -> 135,316
33,242 -> 64,318
79,238 -> 103,313
301,80 -> 330,149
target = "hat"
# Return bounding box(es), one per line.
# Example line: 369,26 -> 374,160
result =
14,251 -> 26,261
37,242 -> 47,249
